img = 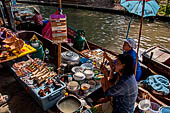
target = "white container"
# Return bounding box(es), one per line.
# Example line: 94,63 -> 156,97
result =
67,81 -> 79,91
73,72 -> 86,81
138,99 -> 151,111
81,83 -> 90,94
84,70 -> 94,80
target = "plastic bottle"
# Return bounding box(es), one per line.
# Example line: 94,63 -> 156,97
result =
44,48 -> 50,62
68,75 -> 72,82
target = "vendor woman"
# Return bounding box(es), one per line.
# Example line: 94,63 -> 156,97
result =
95,54 -> 138,113
123,38 -> 142,81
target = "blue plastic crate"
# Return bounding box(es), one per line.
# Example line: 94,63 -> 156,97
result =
11,68 -> 66,111
29,80 -> 65,111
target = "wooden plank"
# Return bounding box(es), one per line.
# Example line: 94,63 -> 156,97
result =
52,26 -> 67,31
156,52 -> 170,63
147,47 -> 164,60
51,21 -> 66,26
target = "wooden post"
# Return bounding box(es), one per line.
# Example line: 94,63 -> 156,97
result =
57,0 -> 62,74
58,43 -> 61,74
0,3 -> 6,27
134,0 -> 145,76
1,0 -> 16,31
59,0 -> 62,9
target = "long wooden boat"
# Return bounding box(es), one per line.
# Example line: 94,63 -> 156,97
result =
16,27 -> 153,78
16,30 -> 170,107
142,46 -> 170,79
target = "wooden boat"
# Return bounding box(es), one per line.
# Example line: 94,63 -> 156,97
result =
142,46 -> 170,79
134,86 -> 168,112
16,27 -> 153,77
16,30 -> 170,108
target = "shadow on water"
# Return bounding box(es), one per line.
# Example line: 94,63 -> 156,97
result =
38,6 -> 170,53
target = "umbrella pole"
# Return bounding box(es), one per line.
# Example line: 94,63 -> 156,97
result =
134,0 -> 145,76
126,16 -> 133,39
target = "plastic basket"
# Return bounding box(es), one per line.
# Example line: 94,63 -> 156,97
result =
29,80 -> 65,111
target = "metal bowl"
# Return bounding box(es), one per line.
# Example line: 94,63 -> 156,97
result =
56,96 -> 82,113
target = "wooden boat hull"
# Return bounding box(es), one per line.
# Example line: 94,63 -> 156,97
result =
16,30 -> 170,106
142,46 -> 170,79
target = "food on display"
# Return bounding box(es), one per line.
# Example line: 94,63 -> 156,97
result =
82,49 -> 104,61
94,74 -> 104,80
0,27 -> 27,61
81,83 -> 90,93
12,58 -> 57,85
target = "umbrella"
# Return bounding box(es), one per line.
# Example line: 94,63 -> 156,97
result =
121,0 -> 160,17
120,0 -> 160,76
122,0 -> 160,39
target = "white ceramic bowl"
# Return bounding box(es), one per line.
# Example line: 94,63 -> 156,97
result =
81,83 -> 90,93
73,72 -> 86,81
72,66 -> 84,73
84,70 -> 94,79
67,81 -> 79,91
138,99 -> 151,111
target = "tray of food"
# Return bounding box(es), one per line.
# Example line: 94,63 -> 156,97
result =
11,58 -> 66,111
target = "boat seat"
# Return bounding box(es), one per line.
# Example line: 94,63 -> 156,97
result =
148,47 -> 170,64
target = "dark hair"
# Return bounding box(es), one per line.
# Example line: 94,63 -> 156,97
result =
117,54 -> 134,76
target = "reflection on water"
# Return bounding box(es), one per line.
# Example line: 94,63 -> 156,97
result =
39,5 -> 170,53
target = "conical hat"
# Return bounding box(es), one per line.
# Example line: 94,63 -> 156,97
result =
33,7 -> 40,14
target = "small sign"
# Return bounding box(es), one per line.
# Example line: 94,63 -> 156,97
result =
50,14 -> 67,43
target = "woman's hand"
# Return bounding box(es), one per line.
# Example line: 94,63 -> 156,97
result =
97,97 -> 109,103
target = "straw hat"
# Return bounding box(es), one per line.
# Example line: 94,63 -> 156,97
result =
33,7 -> 40,14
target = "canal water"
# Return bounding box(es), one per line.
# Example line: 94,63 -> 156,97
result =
39,5 -> 170,53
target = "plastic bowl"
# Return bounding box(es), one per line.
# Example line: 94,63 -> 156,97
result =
159,106 -> 170,113
80,58 -> 92,64
138,99 -> 151,111
81,83 -> 90,93
94,74 -> 104,80
148,102 -> 160,113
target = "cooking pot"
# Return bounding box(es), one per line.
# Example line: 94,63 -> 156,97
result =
56,96 -> 83,113
61,51 -> 80,70
61,51 -> 80,62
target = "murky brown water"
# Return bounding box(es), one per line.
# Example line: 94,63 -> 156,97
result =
39,6 -> 170,53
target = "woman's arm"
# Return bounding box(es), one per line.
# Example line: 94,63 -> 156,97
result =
103,52 -> 115,79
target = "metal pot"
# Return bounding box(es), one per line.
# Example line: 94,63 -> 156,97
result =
56,96 -> 82,113
61,51 -> 80,62
61,51 -> 80,71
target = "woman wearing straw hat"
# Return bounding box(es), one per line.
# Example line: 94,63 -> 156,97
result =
26,7 -> 43,33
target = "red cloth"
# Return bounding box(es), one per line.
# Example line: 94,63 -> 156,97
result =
42,10 -> 59,40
